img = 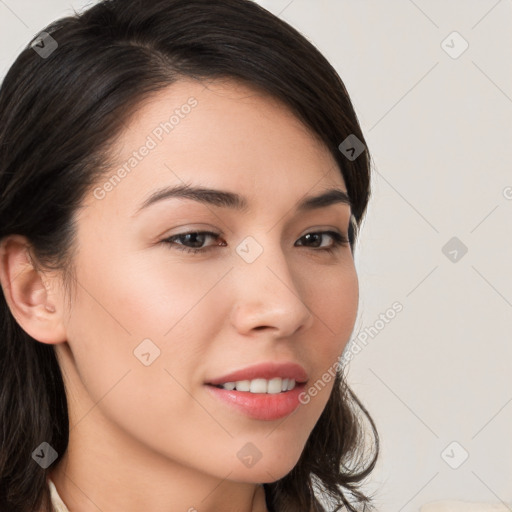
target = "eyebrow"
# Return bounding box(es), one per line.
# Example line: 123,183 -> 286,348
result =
132,183 -> 351,217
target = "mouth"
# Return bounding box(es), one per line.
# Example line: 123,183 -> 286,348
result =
204,362 -> 309,421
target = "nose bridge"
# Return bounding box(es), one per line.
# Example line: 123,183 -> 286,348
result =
229,231 -> 314,335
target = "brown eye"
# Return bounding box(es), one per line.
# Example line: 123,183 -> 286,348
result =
161,231 -> 224,254
295,231 -> 349,253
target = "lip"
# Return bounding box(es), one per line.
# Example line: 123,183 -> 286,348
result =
205,383 -> 307,421
205,361 -> 309,386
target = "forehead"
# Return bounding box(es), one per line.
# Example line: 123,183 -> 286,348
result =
82,78 -> 346,217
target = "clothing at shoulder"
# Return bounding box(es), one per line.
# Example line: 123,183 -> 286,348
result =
47,478 -> 71,512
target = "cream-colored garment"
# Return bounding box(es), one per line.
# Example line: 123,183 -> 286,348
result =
47,478 -> 71,512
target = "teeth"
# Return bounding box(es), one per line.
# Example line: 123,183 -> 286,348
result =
267,378 -> 282,394
218,378 -> 296,393
235,380 -> 250,392
250,378 -> 267,393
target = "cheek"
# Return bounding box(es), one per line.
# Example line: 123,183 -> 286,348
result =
65,258 -> 207,387
69,245 -> 220,359
109,254 -> 226,337
62,251 -> 227,448
295,263 -> 358,411
64,276 -> 222,471
305,260 -> 359,351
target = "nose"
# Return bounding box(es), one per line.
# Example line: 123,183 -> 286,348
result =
228,236 -> 315,338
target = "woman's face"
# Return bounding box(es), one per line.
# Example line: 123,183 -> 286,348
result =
54,78 -> 358,484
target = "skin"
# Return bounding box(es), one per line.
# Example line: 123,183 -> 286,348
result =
0,78 -> 358,512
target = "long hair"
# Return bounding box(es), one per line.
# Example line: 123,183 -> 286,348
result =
0,1 -> 379,510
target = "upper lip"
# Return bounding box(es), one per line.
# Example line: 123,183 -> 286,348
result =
206,362 -> 309,386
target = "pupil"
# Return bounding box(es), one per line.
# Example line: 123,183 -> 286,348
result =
186,233 -> 203,248
305,233 -> 320,246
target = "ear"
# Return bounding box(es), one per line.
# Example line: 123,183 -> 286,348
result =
0,235 -> 67,344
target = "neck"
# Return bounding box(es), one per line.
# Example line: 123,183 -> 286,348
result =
48,432 -> 269,512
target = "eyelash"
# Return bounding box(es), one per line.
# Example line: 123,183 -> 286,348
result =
161,230 -> 349,255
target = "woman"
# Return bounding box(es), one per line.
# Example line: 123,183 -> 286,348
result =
0,0 -> 379,510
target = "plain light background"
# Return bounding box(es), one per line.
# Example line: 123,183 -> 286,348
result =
1,1 -> 511,511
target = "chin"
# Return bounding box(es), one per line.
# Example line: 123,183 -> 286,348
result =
227,451 -> 304,484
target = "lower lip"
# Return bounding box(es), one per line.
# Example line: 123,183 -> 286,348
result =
205,383 -> 305,421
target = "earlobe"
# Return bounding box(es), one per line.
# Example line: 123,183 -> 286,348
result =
0,235 -> 67,344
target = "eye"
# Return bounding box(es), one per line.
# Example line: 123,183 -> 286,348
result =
295,231 -> 349,254
161,231 -> 225,254
160,230 -> 349,255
